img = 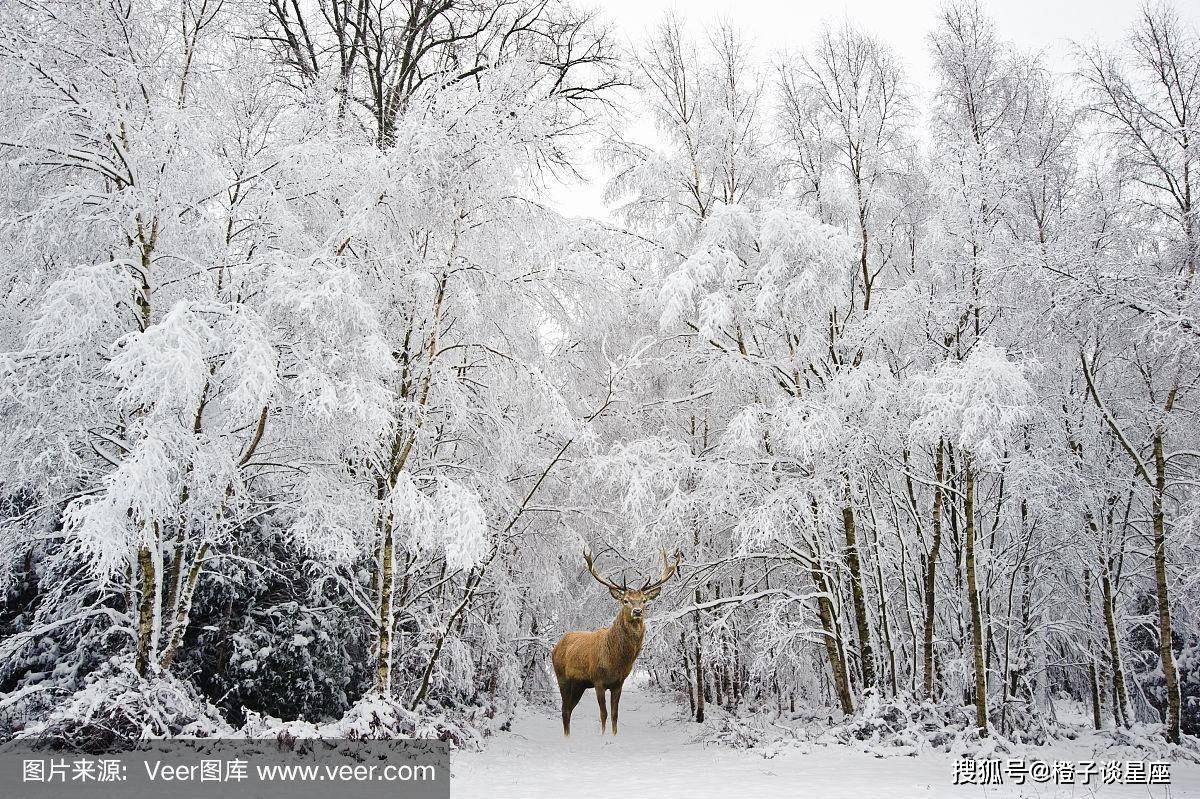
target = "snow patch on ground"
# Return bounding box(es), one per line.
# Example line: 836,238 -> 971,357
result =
241,691 -> 497,750
451,684 -> 1200,799
8,658 -> 233,751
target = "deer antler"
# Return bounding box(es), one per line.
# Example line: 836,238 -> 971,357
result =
583,549 -> 627,592
640,549 -> 682,591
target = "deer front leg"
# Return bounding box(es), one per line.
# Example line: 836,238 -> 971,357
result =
560,681 -> 584,737
610,682 -> 623,735
595,684 -> 608,734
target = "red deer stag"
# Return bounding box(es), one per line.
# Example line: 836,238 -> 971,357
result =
551,549 -> 681,736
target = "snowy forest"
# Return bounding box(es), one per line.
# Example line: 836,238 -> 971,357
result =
0,0 -> 1199,784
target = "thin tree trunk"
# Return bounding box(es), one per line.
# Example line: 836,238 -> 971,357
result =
131,220 -> 160,677
897,530 -> 920,695
134,542 -> 159,676
842,481 -> 876,691
963,457 -> 988,736
158,542 -> 210,669
681,631 -> 695,716
1083,568 -> 1103,731
1151,430 -> 1181,743
410,564 -> 487,710
870,526 -> 898,696
693,590 -> 705,723
812,559 -> 854,715
376,524 -> 395,695
923,440 -> 945,698
373,270 -> 450,696
1100,565 -> 1132,729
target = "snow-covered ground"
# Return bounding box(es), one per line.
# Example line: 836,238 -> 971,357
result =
452,685 -> 1200,799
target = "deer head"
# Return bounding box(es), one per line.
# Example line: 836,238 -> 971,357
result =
583,548 -> 681,620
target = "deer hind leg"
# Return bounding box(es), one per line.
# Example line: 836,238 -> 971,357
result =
609,682 -> 623,735
595,683 -> 608,734
560,681 -> 585,737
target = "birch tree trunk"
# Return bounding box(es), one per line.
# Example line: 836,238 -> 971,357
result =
134,540 -> 159,676
811,558 -> 854,715
1100,565 -> 1131,729
158,542 -> 210,669
1151,428 -> 1181,742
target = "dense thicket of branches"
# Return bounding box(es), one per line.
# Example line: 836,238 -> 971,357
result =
0,0 -> 1197,749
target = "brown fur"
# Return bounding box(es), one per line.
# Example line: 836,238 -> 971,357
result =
551,588 -> 657,736
553,550 -> 680,736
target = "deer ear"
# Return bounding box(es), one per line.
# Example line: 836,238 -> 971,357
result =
644,586 -> 662,601
608,586 -> 624,601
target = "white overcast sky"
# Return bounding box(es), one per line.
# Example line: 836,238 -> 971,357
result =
548,0 -> 1143,218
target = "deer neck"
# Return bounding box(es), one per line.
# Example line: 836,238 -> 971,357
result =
607,606 -> 645,662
